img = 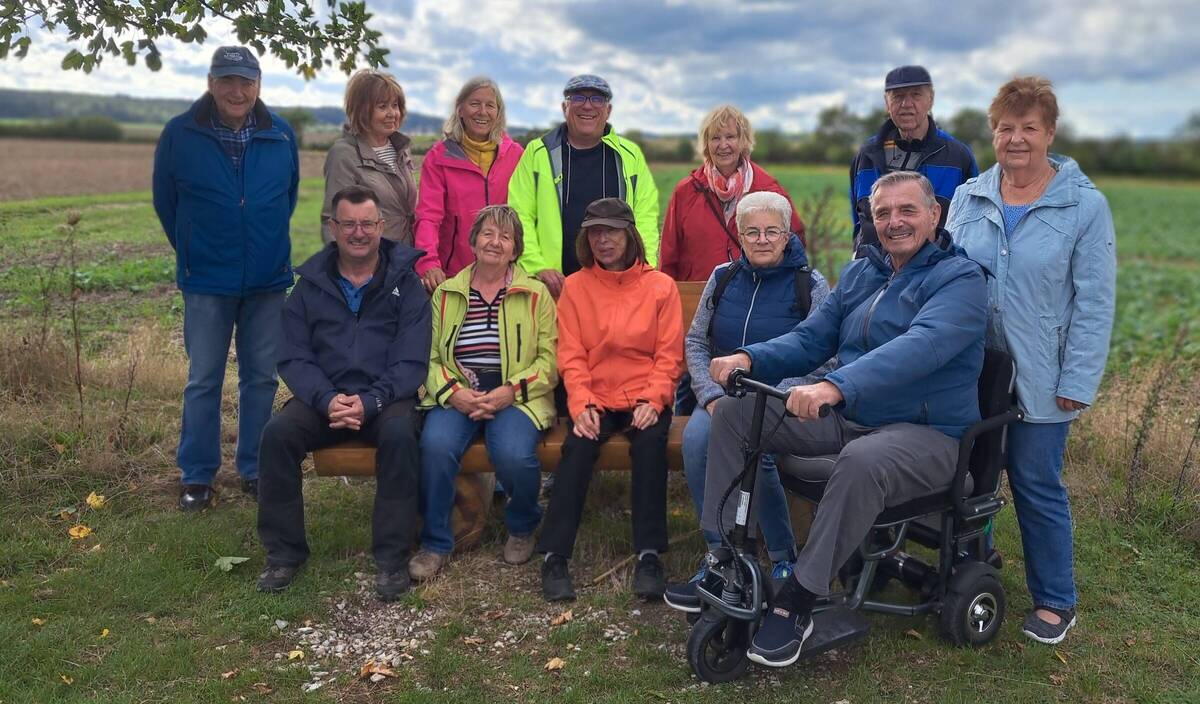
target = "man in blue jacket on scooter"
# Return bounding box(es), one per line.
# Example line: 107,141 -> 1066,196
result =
697,171 -> 987,667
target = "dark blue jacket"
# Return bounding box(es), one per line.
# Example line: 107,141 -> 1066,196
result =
742,233 -> 987,438
153,95 -> 299,296
850,116 -> 978,252
278,240 -> 432,423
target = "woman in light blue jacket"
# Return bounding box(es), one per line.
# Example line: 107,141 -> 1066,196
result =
947,76 -> 1116,646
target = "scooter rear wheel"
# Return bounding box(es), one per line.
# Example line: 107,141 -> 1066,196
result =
687,613 -> 750,683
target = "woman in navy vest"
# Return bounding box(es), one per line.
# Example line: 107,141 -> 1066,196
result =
664,191 -> 832,610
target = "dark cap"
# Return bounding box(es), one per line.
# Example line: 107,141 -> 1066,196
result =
563,74 -> 612,98
210,46 -> 261,80
580,198 -> 634,229
884,65 -> 932,91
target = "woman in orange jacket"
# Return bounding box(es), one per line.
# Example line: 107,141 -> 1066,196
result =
536,198 -> 684,603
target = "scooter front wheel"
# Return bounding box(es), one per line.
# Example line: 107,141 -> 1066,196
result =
687,612 -> 751,683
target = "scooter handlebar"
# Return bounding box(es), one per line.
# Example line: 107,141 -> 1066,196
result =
725,369 -> 830,417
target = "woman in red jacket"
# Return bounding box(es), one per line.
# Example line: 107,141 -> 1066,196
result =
414,77 -> 524,292
537,198 -> 684,603
659,105 -> 806,282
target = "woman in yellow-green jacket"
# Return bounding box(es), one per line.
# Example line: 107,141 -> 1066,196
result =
412,205 -> 557,579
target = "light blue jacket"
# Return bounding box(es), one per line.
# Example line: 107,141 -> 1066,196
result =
946,155 -> 1116,423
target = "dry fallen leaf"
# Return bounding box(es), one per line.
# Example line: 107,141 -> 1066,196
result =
32,617 -> 46,627
60,674 -> 74,685
544,657 -> 565,671
251,682 -> 272,694
550,609 -> 574,627
358,660 -> 397,679
1054,650 -> 1068,665
480,608 -> 510,622
85,492 -> 107,509
1050,673 -> 1066,685
1124,637 -> 1137,647
221,668 -> 240,680
462,636 -> 485,646
287,650 -> 304,660
903,628 -> 923,640
68,525 -> 92,540
98,628 -> 109,638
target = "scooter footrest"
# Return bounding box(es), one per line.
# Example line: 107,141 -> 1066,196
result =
798,606 -> 871,660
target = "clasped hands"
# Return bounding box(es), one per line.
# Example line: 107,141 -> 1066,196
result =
448,384 -> 516,421
708,352 -> 843,420
572,402 -> 659,440
327,393 -> 366,430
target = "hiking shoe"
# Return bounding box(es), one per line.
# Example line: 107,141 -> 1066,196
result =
1022,606 -> 1077,645
747,606 -> 814,668
256,565 -> 299,593
408,550 -> 448,581
376,567 -> 411,601
663,563 -> 707,613
503,533 -> 536,565
632,553 -> 666,601
240,479 -> 259,499
541,555 -> 576,602
178,484 -> 214,512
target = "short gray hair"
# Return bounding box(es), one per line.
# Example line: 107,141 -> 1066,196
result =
869,171 -> 936,211
735,191 -> 791,233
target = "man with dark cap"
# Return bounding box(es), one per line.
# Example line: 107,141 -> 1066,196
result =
849,65 -> 978,253
508,74 -> 660,298
152,46 -> 300,512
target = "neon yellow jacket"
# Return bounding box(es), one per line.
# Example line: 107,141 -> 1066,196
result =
421,263 -> 559,429
509,124 -> 660,273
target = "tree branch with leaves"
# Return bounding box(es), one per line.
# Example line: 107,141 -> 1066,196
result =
0,0 -> 389,78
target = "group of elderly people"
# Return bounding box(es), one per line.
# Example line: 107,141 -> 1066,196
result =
153,46 -> 1115,657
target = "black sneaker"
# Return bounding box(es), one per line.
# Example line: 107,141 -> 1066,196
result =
241,479 -> 259,499
179,484 -> 214,512
541,555 -> 576,602
632,553 -> 666,601
663,563 -> 706,613
257,565 -> 299,593
747,606 -> 814,668
376,567 -> 411,602
1022,606 -> 1076,645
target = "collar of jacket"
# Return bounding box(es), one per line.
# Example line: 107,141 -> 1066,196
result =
296,238 -> 422,298
582,261 -> 651,289
866,115 -> 947,159
861,228 -> 963,273
963,153 -> 1087,211
440,134 -> 518,170
541,122 -> 626,156
189,94 -> 275,134
438,261 -> 538,298
339,124 -> 412,170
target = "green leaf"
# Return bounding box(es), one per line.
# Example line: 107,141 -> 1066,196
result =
214,556 -> 250,572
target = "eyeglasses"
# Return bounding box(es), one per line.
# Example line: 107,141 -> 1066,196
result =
740,227 -> 786,243
333,219 -> 382,235
567,94 -> 610,107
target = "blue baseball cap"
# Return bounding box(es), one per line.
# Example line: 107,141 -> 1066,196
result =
885,65 -> 932,91
210,46 -> 261,80
563,74 -> 612,98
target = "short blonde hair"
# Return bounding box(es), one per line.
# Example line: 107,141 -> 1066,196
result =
468,205 -> 525,261
443,77 -> 507,144
988,76 -> 1059,130
696,105 -> 755,163
344,70 -> 407,137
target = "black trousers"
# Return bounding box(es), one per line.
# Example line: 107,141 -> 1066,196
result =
257,398 -> 418,572
536,409 -> 671,559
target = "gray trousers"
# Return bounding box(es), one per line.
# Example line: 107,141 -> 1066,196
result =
701,395 -> 959,595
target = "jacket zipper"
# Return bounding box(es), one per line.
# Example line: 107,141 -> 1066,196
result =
741,273 -> 762,347
860,273 -> 896,352
516,322 -> 523,360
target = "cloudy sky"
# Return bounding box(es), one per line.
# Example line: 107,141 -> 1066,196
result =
3,0 -> 1198,137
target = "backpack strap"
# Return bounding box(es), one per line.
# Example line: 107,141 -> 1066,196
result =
791,266 -> 813,319
705,259 -> 743,340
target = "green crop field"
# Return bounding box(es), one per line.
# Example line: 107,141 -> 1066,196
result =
0,166 -> 1197,703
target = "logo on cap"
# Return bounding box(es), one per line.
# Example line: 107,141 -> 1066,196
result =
223,51 -> 244,62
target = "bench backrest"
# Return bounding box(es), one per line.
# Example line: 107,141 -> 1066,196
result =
678,281 -> 705,331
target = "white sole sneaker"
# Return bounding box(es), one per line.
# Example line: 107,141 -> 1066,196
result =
1022,615 -> 1077,645
747,615 -> 814,668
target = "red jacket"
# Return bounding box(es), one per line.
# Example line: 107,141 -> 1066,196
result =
557,263 -> 683,419
413,135 -> 524,276
659,161 -> 806,282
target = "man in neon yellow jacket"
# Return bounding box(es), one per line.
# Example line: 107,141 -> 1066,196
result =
509,74 -> 660,298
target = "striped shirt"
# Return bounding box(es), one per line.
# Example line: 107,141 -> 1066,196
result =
454,286 -> 507,391
372,142 -> 398,171
210,109 -> 257,173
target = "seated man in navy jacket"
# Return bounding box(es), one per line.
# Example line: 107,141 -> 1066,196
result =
699,171 -> 987,666
256,185 -> 431,601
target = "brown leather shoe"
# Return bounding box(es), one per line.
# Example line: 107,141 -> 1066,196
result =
503,534 -> 536,565
407,549 -> 447,581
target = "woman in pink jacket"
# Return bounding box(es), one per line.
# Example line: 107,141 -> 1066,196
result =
415,77 -> 524,292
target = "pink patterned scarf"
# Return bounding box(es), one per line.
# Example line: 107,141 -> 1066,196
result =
704,158 -> 754,221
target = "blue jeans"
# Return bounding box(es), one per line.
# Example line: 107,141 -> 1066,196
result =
419,405 -> 543,555
178,291 -> 284,485
682,406 -> 796,562
1007,420 -> 1075,610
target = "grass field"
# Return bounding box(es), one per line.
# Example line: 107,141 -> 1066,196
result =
0,162 -> 1197,703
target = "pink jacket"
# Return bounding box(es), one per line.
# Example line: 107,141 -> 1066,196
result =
413,135 -> 524,276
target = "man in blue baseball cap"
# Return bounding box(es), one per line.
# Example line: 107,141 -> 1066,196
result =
152,45 -> 300,512
848,65 -> 979,253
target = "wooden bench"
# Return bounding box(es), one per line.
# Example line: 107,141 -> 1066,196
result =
311,281 -> 707,550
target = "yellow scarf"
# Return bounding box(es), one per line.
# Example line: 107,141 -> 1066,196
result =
460,135 -> 498,175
